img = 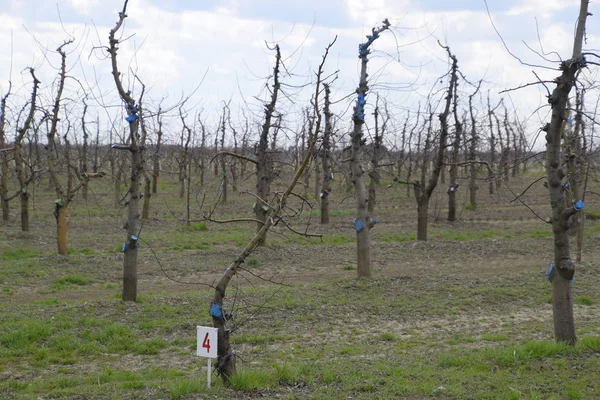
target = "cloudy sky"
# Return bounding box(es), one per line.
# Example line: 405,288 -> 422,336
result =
0,0 -> 596,146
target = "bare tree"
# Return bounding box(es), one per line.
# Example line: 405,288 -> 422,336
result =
254,45 -> 281,244
107,0 -> 145,302
13,69 -> 40,232
351,20 -> 389,277
219,104 -> 228,203
544,0 -> 590,344
408,45 -> 458,240
368,95 -> 389,214
486,94 -> 497,195
0,83 -> 11,222
81,98 -> 89,200
320,83 -> 333,224
151,107 -> 163,194
447,75 -> 463,221
46,40 -> 94,255
467,81 -> 482,209
210,38 -> 335,383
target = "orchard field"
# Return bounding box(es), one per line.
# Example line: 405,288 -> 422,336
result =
1,168 -> 599,400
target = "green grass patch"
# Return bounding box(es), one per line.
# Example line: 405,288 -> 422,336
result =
189,221 -> 208,231
0,248 -> 40,260
526,229 -> 553,238
230,368 -> 275,391
168,379 -> 204,399
586,210 -> 600,221
574,296 -> 594,306
54,275 -> 90,286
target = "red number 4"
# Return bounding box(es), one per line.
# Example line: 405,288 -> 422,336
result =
202,332 -> 211,353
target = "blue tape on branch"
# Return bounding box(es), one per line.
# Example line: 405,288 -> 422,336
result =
125,114 -> 139,122
131,235 -> 138,242
370,217 -> 377,226
122,242 -> 127,252
355,92 -> 367,121
353,218 -> 364,232
209,303 -> 222,318
575,200 -> 584,211
547,264 -> 554,281
563,182 -> 570,188
547,263 -> 574,283
567,118 -> 573,124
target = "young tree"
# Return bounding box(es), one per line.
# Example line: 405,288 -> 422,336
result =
404,45 -> 458,240
350,20 -> 389,277
210,38 -> 335,382
1,84 -> 12,221
320,83 -> 333,224
80,98 -> 90,200
13,69 -> 40,232
486,94 -> 497,195
467,81 -> 482,209
151,107 -> 163,194
544,0 -> 591,344
46,40 -> 97,255
215,45 -> 282,245
219,104 -> 228,203
368,95 -> 389,214
107,0 -> 145,301
447,76 -> 463,222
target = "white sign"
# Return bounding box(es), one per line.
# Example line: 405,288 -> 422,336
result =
197,326 -> 218,359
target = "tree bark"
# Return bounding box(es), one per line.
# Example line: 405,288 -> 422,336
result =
320,84 -> 332,224
56,205 -> 67,255
544,0 -> 590,344
417,196 -> 429,241
448,79 -> 462,222
468,82 -> 482,210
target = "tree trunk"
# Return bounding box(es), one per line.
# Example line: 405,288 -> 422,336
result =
122,146 -> 142,302
417,197 -> 428,241
56,205 -> 67,255
142,178 -> 151,219
20,193 -> 29,232
448,186 -> 457,221
1,197 -> 8,222
576,213 -> 585,262
448,78 -> 462,222
467,82 -> 481,210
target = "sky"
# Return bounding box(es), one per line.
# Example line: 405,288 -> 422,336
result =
0,0 -> 596,148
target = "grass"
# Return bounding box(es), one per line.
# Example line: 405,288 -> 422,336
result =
0,248 -> 40,260
574,296 -> 594,305
2,268 -> 600,399
54,275 -> 90,286
586,210 -> 600,221
0,173 -> 599,399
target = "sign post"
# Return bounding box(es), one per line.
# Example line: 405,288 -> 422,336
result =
197,326 -> 218,388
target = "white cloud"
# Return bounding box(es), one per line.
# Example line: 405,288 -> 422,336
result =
66,0 -> 100,16
0,0 -> 597,148
507,0 -> 580,17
